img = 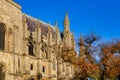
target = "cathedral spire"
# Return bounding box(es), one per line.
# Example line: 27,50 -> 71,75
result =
64,12 -> 70,32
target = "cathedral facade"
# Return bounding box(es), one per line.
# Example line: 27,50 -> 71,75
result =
0,0 -> 75,80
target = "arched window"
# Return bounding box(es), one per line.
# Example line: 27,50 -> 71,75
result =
28,42 -> 34,56
28,33 -> 34,56
0,64 -> 5,80
30,64 -> 33,70
0,23 -> 5,50
42,66 -> 45,73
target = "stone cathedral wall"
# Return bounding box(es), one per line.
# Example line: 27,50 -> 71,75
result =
0,0 -> 74,80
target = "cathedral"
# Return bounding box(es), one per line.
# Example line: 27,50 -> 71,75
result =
0,0 -> 75,80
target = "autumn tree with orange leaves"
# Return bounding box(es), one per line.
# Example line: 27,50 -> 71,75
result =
59,33 -> 100,80
59,33 -> 120,80
99,40 -> 120,80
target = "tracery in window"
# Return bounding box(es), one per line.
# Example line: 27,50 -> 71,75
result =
0,23 -> 5,50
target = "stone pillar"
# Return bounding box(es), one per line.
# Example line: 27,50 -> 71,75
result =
8,28 -> 13,52
35,21 -> 41,58
22,16 -> 29,55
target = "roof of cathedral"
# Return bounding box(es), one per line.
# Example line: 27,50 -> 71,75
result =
23,14 -> 55,37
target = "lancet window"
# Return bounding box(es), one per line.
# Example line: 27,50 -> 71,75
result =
0,23 -> 5,50
28,33 -> 35,56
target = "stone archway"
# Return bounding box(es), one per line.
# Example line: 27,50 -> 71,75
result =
0,64 -> 5,80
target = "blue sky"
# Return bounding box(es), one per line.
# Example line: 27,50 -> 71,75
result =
14,0 -> 120,41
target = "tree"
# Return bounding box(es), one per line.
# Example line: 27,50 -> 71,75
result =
59,32 -> 120,80
59,33 -> 100,80
99,40 -> 120,80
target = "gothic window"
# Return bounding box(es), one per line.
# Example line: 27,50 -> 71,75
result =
0,23 -> 5,50
0,64 -> 5,80
42,66 -> 45,73
28,33 -> 34,56
18,57 -> 20,73
31,64 -> 33,70
28,42 -> 34,56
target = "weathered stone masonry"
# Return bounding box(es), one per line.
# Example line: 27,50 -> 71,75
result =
0,0 -> 75,80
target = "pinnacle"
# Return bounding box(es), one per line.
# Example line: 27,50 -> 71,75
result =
64,12 -> 70,23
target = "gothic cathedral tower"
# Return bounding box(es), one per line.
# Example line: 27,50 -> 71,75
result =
64,12 -> 70,32
63,13 -> 75,48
